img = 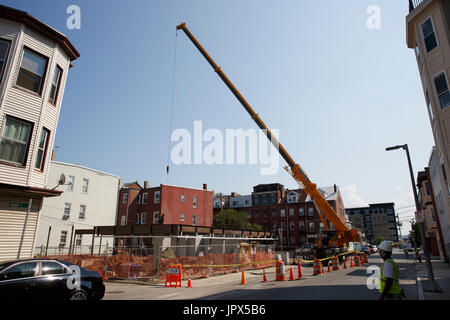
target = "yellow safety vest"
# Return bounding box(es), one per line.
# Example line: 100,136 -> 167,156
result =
379,258 -> 401,294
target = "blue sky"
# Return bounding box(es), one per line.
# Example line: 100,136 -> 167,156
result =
3,0 -> 433,236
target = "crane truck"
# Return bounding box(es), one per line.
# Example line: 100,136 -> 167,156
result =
176,23 -> 361,259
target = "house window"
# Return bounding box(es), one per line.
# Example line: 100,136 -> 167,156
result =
180,213 -> 185,222
121,215 -> 126,226
49,65 -> 62,104
193,215 -> 197,226
281,221 -> 286,230
135,213 -> 140,225
434,73 -> 450,110
67,175 -> 74,191
154,191 -> 160,203
421,18 -> 438,52
442,162 -> 450,195
63,203 -> 71,219
290,236 -> 296,244
122,193 -> 128,203
309,222 -> 315,233
426,91 -> 433,120
193,197 -> 197,208
82,179 -> 89,193
299,207 -> 304,216
79,205 -> 86,220
280,209 -> 285,217
153,211 -> 159,223
290,221 -> 295,230
142,193 -> 148,204
272,222 -> 277,231
289,208 -> 294,217
59,231 -> 67,247
0,39 -> 11,82
137,194 -> 141,204
141,212 -> 147,224
0,116 -> 32,165
181,194 -> 185,203
425,182 -> 431,196
414,44 -> 421,68
319,223 -> 325,231
34,128 -> 50,171
16,48 -> 48,94
308,207 -> 314,216
75,234 -> 82,246
299,221 -> 305,230
245,199 -> 249,205
271,208 -> 276,217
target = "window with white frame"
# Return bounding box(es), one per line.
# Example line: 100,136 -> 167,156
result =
75,234 -> 82,246
308,207 -> 314,216
135,213 -> 140,224
82,178 -> 89,193
192,215 -> 197,226
59,231 -> 67,248
434,73 -> 450,110
63,203 -> 71,219
153,211 -> 159,223
0,116 -> 32,165
289,208 -> 294,217
154,191 -> 160,203
0,39 -> 11,82
180,213 -> 185,222
79,205 -> 86,220
49,65 -> 62,104
421,18 -> 438,52
121,215 -> 126,226
122,192 -> 128,203
309,222 -> 315,232
137,194 -> 141,204
16,48 -> 48,94
299,207 -> 304,216
299,221 -> 305,230
281,221 -> 286,230
290,221 -> 295,230
181,194 -> 185,203
34,127 -> 50,171
142,193 -> 148,204
193,196 -> 197,208
141,212 -> 147,224
67,175 -> 75,191
280,209 -> 285,217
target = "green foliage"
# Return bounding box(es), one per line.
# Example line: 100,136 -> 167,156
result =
373,234 -> 385,246
213,209 -> 263,231
408,222 -> 422,247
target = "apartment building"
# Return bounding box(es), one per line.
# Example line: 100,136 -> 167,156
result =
34,161 -> 121,255
346,203 -> 399,243
406,0 -> 450,261
0,5 -> 79,260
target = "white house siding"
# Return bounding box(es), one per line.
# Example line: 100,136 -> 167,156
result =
0,24 -> 71,189
34,162 -> 121,255
229,195 -> 252,208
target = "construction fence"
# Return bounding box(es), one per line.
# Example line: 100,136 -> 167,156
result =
36,243 -> 276,282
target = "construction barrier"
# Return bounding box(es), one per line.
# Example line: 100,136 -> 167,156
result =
276,260 -> 286,281
332,256 -> 340,271
165,264 -> 182,288
312,259 -> 322,276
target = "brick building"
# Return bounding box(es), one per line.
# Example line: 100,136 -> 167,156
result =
116,182 -> 213,244
214,183 -> 347,249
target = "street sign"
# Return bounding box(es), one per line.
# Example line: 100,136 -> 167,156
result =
9,202 -> 29,208
415,211 -> 424,223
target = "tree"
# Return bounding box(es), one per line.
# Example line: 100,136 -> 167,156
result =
213,209 -> 263,231
409,222 -> 422,248
373,234 -> 385,246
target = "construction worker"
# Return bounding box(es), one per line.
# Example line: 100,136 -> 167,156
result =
415,248 -> 422,263
378,240 -> 404,300
403,247 -> 409,259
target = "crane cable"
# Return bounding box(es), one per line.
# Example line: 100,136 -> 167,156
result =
166,30 -> 179,183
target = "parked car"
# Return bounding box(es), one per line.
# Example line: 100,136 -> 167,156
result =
361,246 -> 371,255
0,258 -> 105,300
368,245 -> 375,254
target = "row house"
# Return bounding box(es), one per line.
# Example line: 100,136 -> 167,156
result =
0,5 -> 79,260
116,182 -> 213,246
417,167 -> 447,259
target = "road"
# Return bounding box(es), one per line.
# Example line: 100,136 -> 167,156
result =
104,250 -> 418,300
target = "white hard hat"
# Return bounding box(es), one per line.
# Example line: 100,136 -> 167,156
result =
378,240 -> 392,252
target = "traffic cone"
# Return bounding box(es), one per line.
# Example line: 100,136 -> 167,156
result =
187,278 -> 192,288
350,257 -> 354,268
289,267 -> 295,281
328,261 -> 331,273
320,261 -> 325,275
297,261 -> 303,280
343,259 -> 347,269
241,270 -> 247,285
262,269 -> 267,282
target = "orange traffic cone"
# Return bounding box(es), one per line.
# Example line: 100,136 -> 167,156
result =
241,270 -> 247,285
343,259 -> 347,269
328,261 -> 331,273
262,269 -> 267,282
350,257 -> 354,268
187,278 -> 192,288
289,267 -> 295,281
320,261 -> 325,274
297,261 -> 303,279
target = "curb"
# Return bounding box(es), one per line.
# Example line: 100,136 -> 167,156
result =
413,262 -> 425,300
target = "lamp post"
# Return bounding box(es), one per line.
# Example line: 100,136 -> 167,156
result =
386,144 -> 440,292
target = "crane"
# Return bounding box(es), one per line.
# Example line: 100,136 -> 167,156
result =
176,23 -> 360,257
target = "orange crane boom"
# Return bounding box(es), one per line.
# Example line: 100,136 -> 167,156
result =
176,23 -> 360,247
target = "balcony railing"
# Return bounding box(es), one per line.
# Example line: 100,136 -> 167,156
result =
409,0 -> 425,12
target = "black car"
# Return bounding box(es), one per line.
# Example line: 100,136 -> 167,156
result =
0,258 -> 105,300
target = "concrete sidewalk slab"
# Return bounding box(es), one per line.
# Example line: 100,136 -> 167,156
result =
415,256 -> 450,300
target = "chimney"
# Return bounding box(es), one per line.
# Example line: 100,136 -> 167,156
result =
203,183 -> 207,191
144,181 -> 150,189
334,184 -> 337,193
51,149 -> 56,161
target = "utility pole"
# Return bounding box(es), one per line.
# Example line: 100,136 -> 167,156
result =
396,213 -> 403,242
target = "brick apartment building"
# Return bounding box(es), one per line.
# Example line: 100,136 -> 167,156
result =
116,182 -> 213,246
214,183 -> 348,249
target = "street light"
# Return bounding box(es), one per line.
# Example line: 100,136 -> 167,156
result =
385,143 -> 440,292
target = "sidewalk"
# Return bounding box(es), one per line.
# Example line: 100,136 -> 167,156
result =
415,255 -> 450,300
